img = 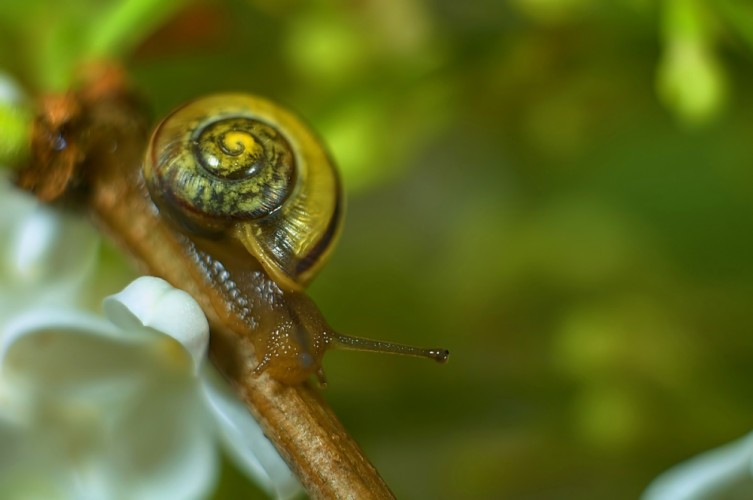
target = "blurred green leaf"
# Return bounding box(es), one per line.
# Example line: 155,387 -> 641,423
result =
717,0 -> 753,53
657,0 -> 726,125
0,0 -> 187,90
0,101 -> 31,166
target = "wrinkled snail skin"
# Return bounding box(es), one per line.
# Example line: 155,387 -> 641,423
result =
185,234 -> 334,384
144,93 -> 448,384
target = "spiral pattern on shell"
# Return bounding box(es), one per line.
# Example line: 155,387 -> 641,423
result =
144,93 -> 342,290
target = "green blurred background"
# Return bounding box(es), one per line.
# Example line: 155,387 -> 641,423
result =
4,0 -> 753,498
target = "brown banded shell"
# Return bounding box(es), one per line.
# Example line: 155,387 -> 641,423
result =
144,93 -> 343,290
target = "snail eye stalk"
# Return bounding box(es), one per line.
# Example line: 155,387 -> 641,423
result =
331,333 -> 450,363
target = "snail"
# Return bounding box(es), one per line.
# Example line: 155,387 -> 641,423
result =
143,93 -> 449,384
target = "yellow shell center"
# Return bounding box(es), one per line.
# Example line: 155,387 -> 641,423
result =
222,130 -> 262,157
195,120 -> 271,180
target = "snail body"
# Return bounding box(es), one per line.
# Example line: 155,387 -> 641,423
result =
144,93 -> 448,384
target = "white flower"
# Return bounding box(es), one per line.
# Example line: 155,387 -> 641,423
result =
643,432 -> 753,500
0,179 -> 100,321
0,179 -> 300,499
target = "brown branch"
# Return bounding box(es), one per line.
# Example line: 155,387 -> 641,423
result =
18,64 -> 394,499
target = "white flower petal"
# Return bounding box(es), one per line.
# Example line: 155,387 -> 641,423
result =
0,411 -> 78,499
0,71 -> 23,103
103,277 -> 209,373
101,380 -> 218,500
0,308 -> 157,396
0,184 -> 99,323
9,204 -> 58,277
643,432 -> 753,500
201,367 -> 301,500
4,197 -> 98,286
0,431 -> 67,500
0,305 -> 218,500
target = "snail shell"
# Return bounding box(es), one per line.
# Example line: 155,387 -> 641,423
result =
144,93 -> 342,291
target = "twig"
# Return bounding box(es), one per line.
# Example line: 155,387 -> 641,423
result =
16,63 -> 395,499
